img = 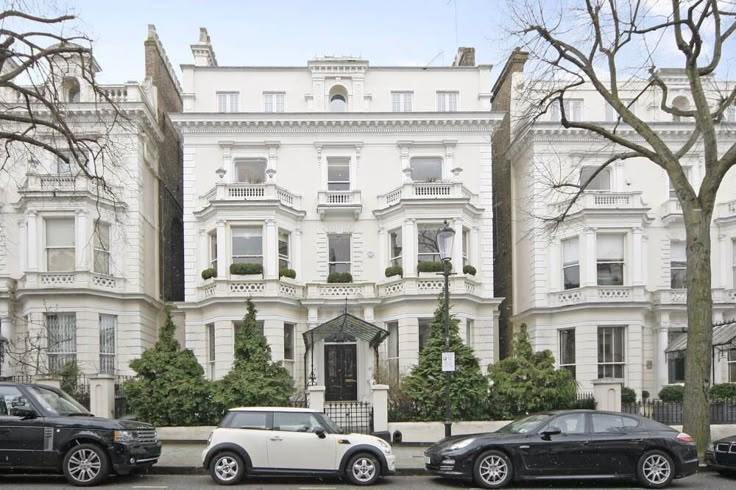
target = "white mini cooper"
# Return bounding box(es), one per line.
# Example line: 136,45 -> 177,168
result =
202,407 -> 396,485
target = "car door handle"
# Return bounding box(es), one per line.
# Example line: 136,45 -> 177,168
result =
269,436 -> 283,442
519,445 -> 530,449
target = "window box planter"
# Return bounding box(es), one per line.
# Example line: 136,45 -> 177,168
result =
327,272 -> 353,283
230,263 -> 264,276
384,266 -> 403,278
463,264 -> 477,276
279,267 -> 297,280
417,261 -> 449,276
201,268 -> 217,280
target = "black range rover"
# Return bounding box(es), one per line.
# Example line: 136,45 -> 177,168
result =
0,381 -> 161,486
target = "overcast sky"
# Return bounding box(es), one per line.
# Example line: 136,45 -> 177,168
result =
68,0 -> 511,84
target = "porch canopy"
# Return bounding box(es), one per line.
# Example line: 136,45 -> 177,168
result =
665,321 -> 736,360
302,313 -> 389,350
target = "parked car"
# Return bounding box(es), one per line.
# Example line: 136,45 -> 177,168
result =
424,410 -> 698,489
202,407 -> 396,485
0,381 -> 161,486
706,433 -> 736,476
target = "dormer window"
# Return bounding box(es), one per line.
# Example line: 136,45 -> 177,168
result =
63,77 -> 80,103
234,158 -> 267,184
329,85 -> 348,112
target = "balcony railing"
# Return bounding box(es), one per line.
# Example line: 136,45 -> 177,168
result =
100,83 -> 146,104
204,182 -> 302,209
717,199 -> 736,219
19,271 -> 124,291
377,275 -> 481,298
316,190 -> 362,218
198,277 -> 305,300
22,173 -> 119,196
660,198 -> 683,223
305,281 -> 375,298
548,285 -> 648,306
377,182 -> 476,209
653,288 -> 687,304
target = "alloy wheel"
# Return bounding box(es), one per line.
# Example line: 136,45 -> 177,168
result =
67,448 -> 102,484
642,454 -> 671,486
214,455 -> 240,482
352,456 -> 377,482
478,454 -> 509,486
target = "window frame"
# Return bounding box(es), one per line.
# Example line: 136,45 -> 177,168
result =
670,240 -> 687,289
409,156 -> 443,182
206,323 -> 216,380
562,237 -> 580,290
46,312 -> 77,372
558,328 -> 576,379
278,230 -> 291,270
45,217 -> 76,272
326,157 -> 351,191
668,351 -> 686,384
263,91 -> 286,113
579,166 -> 612,191
283,323 -> 295,361
209,232 -> 218,271
596,233 -> 625,286
462,228 -> 469,268
465,319 -> 474,347
216,91 -> 239,113
99,314 -> 116,375
231,226 -> 264,266
93,221 -> 111,275
437,91 -> 459,112
597,326 -> 626,379
417,224 -> 442,263
391,91 -> 413,112
233,158 -> 267,184
418,318 -> 432,352
327,234 -> 351,274
389,228 -> 402,268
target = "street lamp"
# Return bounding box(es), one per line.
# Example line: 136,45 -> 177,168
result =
436,220 -> 455,438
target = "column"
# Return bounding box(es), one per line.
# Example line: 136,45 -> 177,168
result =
549,240 -> 561,291
198,228 -> 208,276
469,226 -> 480,272
264,219 -> 278,279
656,312 -> 670,393
89,374 -> 115,419
377,227 -> 386,272
632,227 -> 643,286
452,218 -> 463,272
582,227 -> 597,286
75,209 -> 88,271
216,220 -> 227,278
26,210 -> 39,271
0,317 -> 14,377
402,219 -> 416,277
292,228 -> 302,276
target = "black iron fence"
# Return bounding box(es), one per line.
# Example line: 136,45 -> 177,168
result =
324,401 -> 373,434
114,375 -> 135,419
623,398 -> 736,425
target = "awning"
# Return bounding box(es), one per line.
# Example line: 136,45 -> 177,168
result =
665,321 -> 736,358
302,313 -> 389,350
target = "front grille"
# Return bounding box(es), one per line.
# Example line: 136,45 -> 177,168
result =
715,443 -> 735,453
136,430 -> 157,444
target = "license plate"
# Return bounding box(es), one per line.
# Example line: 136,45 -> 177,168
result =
424,456 -> 431,465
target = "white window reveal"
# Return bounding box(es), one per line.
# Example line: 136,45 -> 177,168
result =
263,92 -> 285,112
327,157 -> 350,191
579,166 -> 611,191
417,224 -> 441,263
559,328 -> 576,378
562,237 -> 580,290
99,314 -> 116,375
231,227 -> 263,266
437,91 -> 458,112
670,241 -> 687,289
386,321 -> 399,384
94,222 -> 111,275
216,91 -> 239,112
389,228 -> 402,267
206,323 -> 215,380
410,157 -> 443,182
46,218 -> 75,272
278,230 -> 291,270
598,326 -> 625,379
391,91 -> 413,112
597,234 -> 625,286
234,158 -> 267,184
328,234 -> 351,273
47,313 -> 76,372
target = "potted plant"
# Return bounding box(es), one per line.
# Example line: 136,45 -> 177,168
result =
384,265 -> 403,278
230,263 -> 264,276
463,264 -> 477,276
201,268 -> 217,280
417,261 -> 447,275
279,267 -> 297,280
327,272 -> 353,283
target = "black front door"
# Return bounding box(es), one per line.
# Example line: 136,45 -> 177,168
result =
325,344 -> 357,401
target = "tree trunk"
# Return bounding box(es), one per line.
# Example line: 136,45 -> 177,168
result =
682,208 -> 713,458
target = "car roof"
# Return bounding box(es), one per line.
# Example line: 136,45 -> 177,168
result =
229,407 -> 318,413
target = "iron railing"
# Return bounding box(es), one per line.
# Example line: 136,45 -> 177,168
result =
324,401 -> 374,434
622,398 -> 736,425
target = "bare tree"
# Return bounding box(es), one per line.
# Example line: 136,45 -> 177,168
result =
505,0 -> 736,455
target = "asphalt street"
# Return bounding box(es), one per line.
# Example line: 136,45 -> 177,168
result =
0,472 -> 734,489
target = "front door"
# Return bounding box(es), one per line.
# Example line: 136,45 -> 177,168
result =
325,344 -> 357,401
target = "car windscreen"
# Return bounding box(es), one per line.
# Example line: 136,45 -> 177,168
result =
496,413 -> 552,434
26,385 -> 90,416
317,413 -> 343,434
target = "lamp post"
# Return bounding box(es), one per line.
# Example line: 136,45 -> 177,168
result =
436,220 -> 455,438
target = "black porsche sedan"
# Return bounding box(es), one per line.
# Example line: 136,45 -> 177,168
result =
424,410 -> 698,489
706,433 -> 736,476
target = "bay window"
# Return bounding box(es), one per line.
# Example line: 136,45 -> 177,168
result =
559,328 -> 576,378
562,237 -> 580,289
597,234 -> 625,286
598,326 -> 625,378
278,230 -> 290,269
417,224 -> 441,263
94,222 -> 111,274
46,218 -> 75,272
231,227 -> 263,265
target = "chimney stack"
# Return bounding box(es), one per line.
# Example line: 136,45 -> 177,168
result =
452,47 -> 476,67
191,27 -> 218,67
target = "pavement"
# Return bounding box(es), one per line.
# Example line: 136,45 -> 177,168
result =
0,472 -> 734,489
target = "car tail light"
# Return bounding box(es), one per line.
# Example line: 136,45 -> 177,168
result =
676,432 -> 695,443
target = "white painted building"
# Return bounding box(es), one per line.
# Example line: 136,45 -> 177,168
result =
172,30 -> 502,401
0,27 -> 182,379
495,57 -> 736,397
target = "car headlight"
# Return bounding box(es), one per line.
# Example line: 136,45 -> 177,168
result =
376,438 -> 392,454
448,438 -> 476,450
113,430 -> 137,443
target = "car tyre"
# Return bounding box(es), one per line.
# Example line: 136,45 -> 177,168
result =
210,451 -> 245,485
637,450 -> 675,488
62,443 -> 110,487
473,449 -> 513,489
345,452 -> 381,486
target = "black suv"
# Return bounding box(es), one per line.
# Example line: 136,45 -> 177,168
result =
0,381 -> 161,486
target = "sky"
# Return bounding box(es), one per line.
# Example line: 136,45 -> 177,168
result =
63,0 -> 513,84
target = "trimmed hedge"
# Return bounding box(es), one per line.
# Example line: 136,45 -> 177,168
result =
710,383 -> 736,401
279,268 -> 296,279
230,262 -> 264,275
201,268 -> 217,280
417,261 -> 447,273
327,272 -> 353,283
658,384 -> 684,402
385,266 -> 403,278
463,265 -> 477,276
621,386 -> 637,404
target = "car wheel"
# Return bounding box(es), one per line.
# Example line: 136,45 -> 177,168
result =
637,450 -> 675,488
210,451 -> 245,485
346,452 -> 381,486
473,449 -> 512,489
62,443 -> 110,487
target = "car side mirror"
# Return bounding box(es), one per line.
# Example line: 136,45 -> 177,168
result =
540,427 -> 562,440
315,428 -> 326,439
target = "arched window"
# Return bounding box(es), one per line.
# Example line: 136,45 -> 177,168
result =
329,86 -> 348,112
63,77 -> 81,103
672,96 -> 690,122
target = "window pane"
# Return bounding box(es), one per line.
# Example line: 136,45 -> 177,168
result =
549,413 -> 585,434
234,159 -> 267,183
410,157 -> 442,181
562,238 -> 579,265
592,414 -> 625,433
232,228 -> 262,256
417,225 -> 440,261
418,318 -> 431,352
46,219 -> 75,247
228,412 -> 268,429
207,323 -> 216,361
580,167 -> 611,191
48,249 -> 75,271
327,158 -> 350,188
273,412 -> 321,432
329,94 -> 347,112
597,263 -> 624,285
559,329 -> 575,365
563,265 -> 580,290
389,228 -> 402,265
94,251 -> 110,275
284,323 -> 294,360
328,235 -> 350,262
597,234 -> 624,260
94,223 -> 110,249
